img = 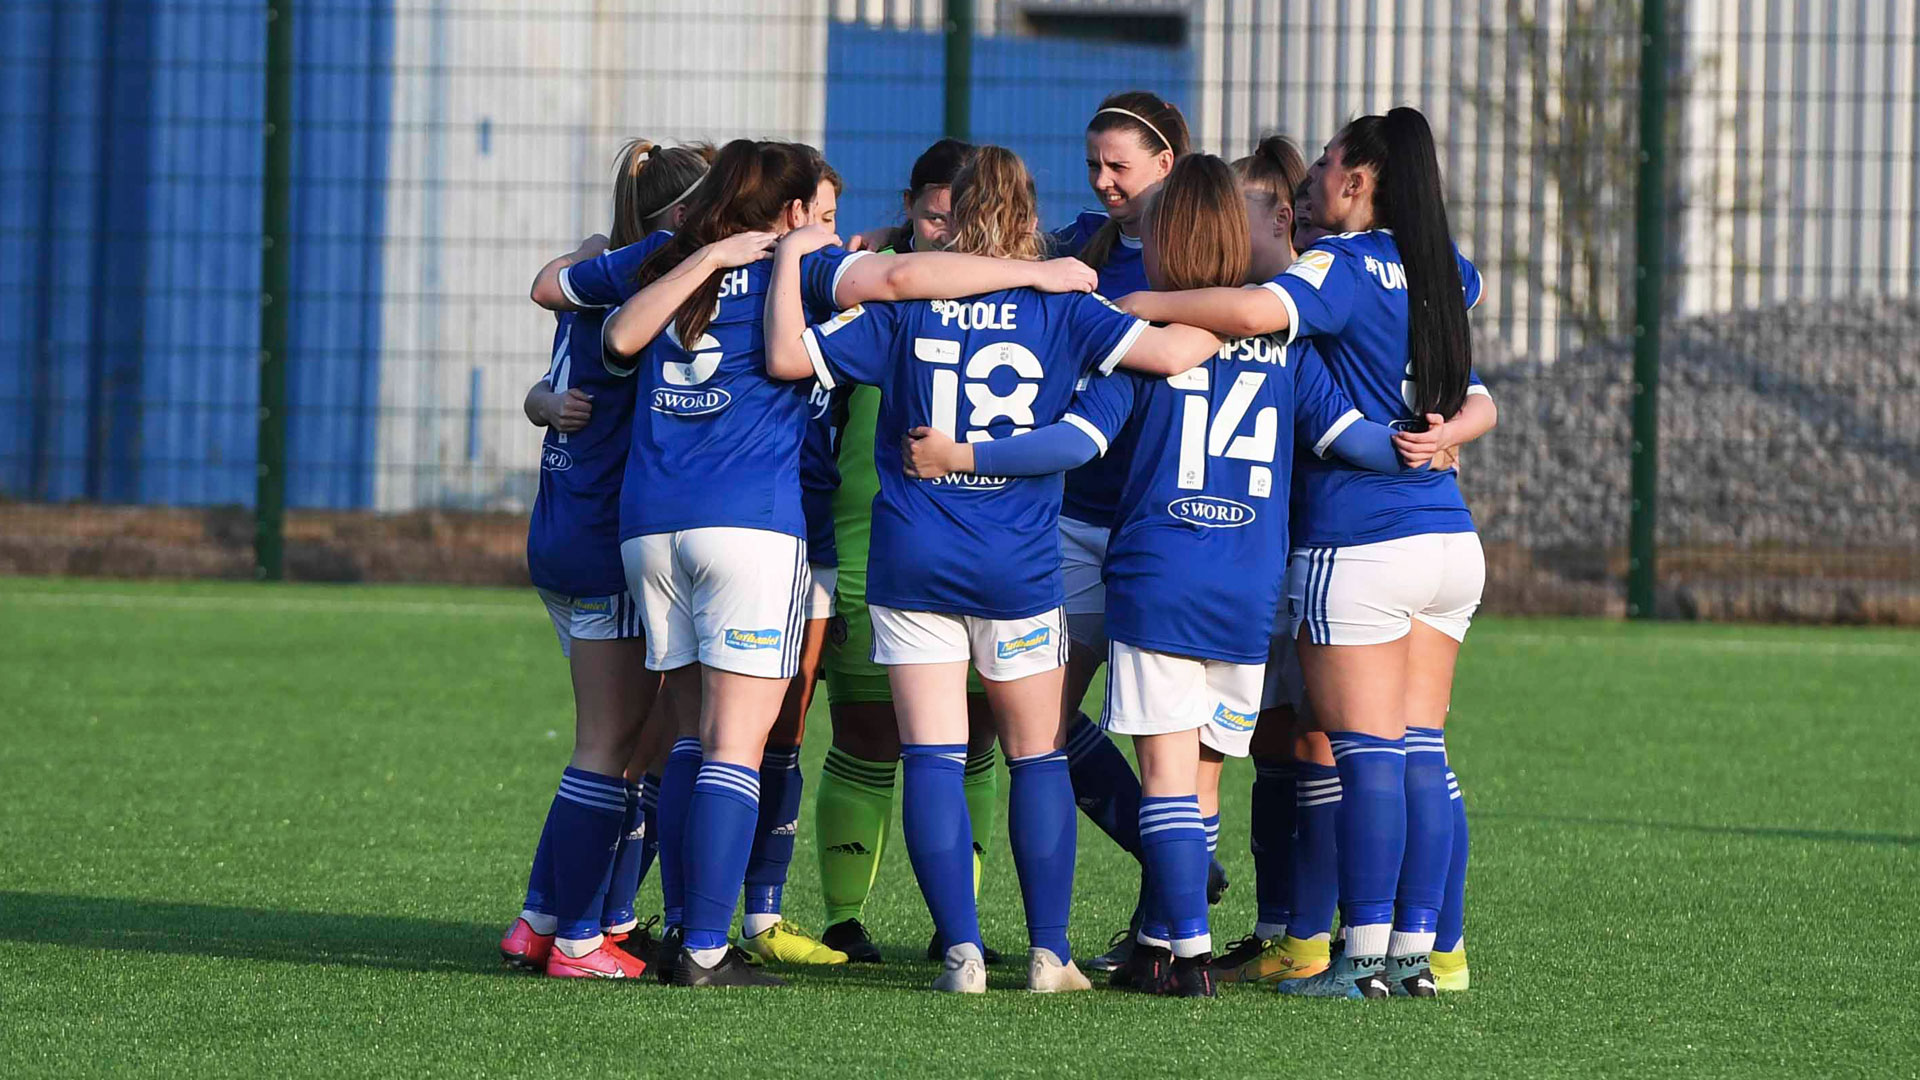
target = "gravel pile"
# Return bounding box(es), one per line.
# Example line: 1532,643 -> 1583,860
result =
1465,297 -> 1920,621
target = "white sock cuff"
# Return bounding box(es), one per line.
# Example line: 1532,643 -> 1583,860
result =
1171,933 -> 1213,959
1387,930 -> 1437,959
1345,922 -> 1391,958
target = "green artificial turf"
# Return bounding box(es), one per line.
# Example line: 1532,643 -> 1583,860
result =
2,576 -> 1917,1078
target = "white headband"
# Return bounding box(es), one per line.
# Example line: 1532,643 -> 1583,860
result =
1095,106 -> 1174,155
644,173 -> 705,221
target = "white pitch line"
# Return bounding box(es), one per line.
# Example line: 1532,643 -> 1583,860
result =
1487,632 -> 1916,658
0,590 -> 538,620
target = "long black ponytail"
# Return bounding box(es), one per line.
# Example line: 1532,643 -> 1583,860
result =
1338,107 -> 1472,418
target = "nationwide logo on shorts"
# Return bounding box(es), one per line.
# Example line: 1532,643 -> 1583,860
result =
1169,495 -> 1256,529
573,598 -> 609,613
724,627 -> 782,651
542,446 -> 574,472
1212,702 -> 1256,732
652,386 -> 733,416
995,626 -> 1052,660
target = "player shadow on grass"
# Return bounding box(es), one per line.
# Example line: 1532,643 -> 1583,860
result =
0,892 -> 519,975
1476,813 -> 1920,848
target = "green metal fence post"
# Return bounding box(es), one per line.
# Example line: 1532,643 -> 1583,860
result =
256,0 -> 293,581
943,0 -> 972,140
1627,0 -> 1668,619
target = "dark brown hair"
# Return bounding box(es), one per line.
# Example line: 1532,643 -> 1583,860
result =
1232,134 -> 1307,209
1142,154 -> 1250,292
882,137 -> 973,252
635,139 -> 826,343
609,139 -> 714,249
1078,90 -> 1190,271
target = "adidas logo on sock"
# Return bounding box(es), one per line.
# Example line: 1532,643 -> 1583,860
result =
825,842 -> 871,856
772,820 -> 798,836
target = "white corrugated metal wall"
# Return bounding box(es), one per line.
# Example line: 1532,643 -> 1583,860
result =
376,0 -> 829,511
368,0 -> 1918,510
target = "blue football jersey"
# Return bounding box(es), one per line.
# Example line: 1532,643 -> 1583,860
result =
803,289 -> 1146,619
1264,230 -> 1489,547
1064,337 -> 1362,663
557,231 -> 675,310
526,309 -> 635,597
1053,210 -> 1149,530
618,246 -> 864,543
799,378 -> 842,567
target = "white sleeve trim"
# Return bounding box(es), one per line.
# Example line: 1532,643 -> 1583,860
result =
600,316 -> 636,378
1096,318 -> 1149,375
1466,383 -> 1492,400
1061,413 -> 1110,457
1312,408 -> 1364,459
1258,281 -> 1301,346
801,328 -> 837,390
558,265 -> 611,310
828,249 -> 873,308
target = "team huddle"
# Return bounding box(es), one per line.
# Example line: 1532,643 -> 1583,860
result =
500,89 -> 1495,999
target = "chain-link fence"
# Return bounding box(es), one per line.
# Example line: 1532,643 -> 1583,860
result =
3,1 -> 1916,620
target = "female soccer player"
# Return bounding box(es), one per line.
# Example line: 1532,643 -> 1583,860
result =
733,152 -> 850,968
601,138 -> 1098,988
765,145 -> 1222,994
1116,107 -> 1498,999
814,138 -> 1009,967
500,138 -> 711,979
1049,91 -> 1229,975
1204,137 -> 1346,988
898,154 -> 1413,997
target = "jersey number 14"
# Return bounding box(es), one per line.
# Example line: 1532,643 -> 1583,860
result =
1174,368 -> 1277,498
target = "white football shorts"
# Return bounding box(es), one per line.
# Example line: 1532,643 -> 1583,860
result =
1101,640 -> 1265,759
622,527 -> 810,678
869,604 -> 1069,682
807,564 -> 838,621
536,587 -> 645,659
1288,532 -> 1486,647
1057,514 -> 1109,636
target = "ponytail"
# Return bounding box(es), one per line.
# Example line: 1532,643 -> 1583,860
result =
609,139 -> 714,249
1079,90 -> 1190,270
1231,134 -> 1307,208
635,139 -> 823,343
1337,107 -> 1472,417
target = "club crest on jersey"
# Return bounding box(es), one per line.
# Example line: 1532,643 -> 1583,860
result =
995,627 -> 1052,660
1285,249 -> 1335,289
542,446 -> 574,471
1212,702 -> 1256,732
1169,495 -> 1256,529
724,628 -> 782,651
652,386 -> 732,416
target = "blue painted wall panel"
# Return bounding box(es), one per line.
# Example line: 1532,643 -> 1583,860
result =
0,0 -> 390,509
825,23 -> 1191,244
285,1 -> 390,510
